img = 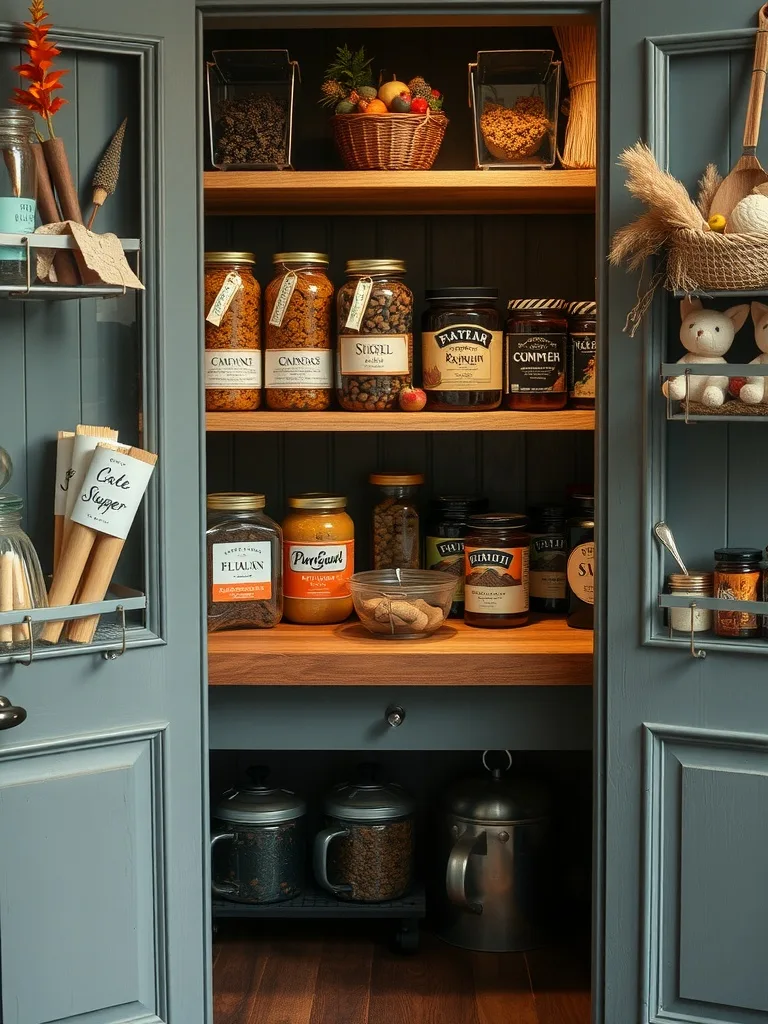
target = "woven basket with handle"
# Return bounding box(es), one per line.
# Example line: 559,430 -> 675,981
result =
331,112 -> 448,171
666,229 -> 768,292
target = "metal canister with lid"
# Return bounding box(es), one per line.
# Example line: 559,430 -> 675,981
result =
667,572 -> 714,634
211,766 -> 306,904
505,299 -> 568,411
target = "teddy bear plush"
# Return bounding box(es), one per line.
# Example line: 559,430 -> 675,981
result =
662,297 -> 749,408
738,301 -> 768,405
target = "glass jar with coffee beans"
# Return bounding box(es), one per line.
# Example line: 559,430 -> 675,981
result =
371,473 -> 423,570
337,260 -> 413,411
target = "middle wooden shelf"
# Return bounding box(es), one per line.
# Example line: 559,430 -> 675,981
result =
206,409 -> 595,432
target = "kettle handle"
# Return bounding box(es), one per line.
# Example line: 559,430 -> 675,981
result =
210,831 -> 239,898
446,829 -> 486,915
313,826 -> 353,895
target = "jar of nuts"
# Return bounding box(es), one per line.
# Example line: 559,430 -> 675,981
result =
204,253 -> 262,412
264,252 -> 334,411
337,259 -> 413,411
370,472 -> 423,570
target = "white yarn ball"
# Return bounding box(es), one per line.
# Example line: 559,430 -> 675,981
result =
729,193 -> 768,235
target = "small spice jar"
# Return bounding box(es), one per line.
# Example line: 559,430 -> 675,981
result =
425,495 -> 489,617
667,573 -> 714,634
528,505 -> 568,613
370,473 -> 423,570
204,253 -> 262,412
264,252 -> 334,411
337,260 -> 413,411
505,299 -> 568,411
567,301 -> 597,409
566,495 -> 595,630
421,288 -> 503,411
206,492 -> 282,632
464,513 -> 530,629
282,493 -> 354,625
713,547 -> 762,638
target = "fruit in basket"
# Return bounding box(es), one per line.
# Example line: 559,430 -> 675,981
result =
364,98 -> 388,114
728,377 -> 747,398
320,79 -> 346,107
708,214 -> 727,233
335,99 -> 356,115
378,79 -> 410,108
428,90 -> 443,112
407,76 -> 432,100
399,387 -> 427,412
390,92 -> 412,113
359,86 -> 378,101
411,97 -> 429,115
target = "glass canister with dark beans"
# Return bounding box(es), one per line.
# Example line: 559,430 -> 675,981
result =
505,299 -> 568,411
528,505 -> 568,613
567,301 -> 597,409
425,495 -> 489,617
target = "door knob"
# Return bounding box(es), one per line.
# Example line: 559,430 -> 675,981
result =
385,705 -> 406,728
0,695 -> 27,730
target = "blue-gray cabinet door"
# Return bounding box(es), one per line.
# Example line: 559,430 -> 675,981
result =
0,2 -> 206,1024
604,3 -> 768,1023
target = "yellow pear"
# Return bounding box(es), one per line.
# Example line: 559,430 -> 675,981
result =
378,79 -> 410,109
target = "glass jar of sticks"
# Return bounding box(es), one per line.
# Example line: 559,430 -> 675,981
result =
0,108 -> 38,288
0,493 -> 47,649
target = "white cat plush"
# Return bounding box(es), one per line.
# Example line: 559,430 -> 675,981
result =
662,298 -> 749,408
738,301 -> 768,405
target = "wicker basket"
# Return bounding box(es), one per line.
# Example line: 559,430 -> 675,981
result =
666,229 -> 768,292
331,112 -> 448,171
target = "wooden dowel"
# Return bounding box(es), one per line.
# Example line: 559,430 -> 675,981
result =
53,514 -> 64,573
65,535 -> 123,644
42,137 -> 83,224
0,551 -> 14,644
31,143 -> 79,286
12,555 -> 32,644
40,523 -> 98,644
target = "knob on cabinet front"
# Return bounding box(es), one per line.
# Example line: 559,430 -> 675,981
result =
0,695 -> 26,730
385,705 -> 406,728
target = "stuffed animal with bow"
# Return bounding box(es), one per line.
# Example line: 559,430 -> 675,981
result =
738,302 -> 768,405
662,298 -> 749,408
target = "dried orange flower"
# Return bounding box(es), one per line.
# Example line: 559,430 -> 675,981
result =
12,1 -> 68,138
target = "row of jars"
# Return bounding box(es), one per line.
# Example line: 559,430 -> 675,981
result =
203,251 -> 596,413
667,546 -> 768,639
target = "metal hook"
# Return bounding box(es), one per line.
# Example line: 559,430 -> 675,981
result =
102,605 -> 126,661
482,749 -> 513,773
689,603 -> 706,659
12,617 -> 34,666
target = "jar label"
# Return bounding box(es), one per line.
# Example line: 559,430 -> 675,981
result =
506,333 -> 567,393
265,349 -> 332,388
205,349 -> 262,389
70,445 -> 156,541
212,541 -> 272,602
567,543 -> 595,605
339,335 -> 410,376
530,534 -> 567,599
422,326 -> 502,391
569,332 -> 597,400
268,270 -> 298,327
0,197 -> 36,261
344,277 -> 374,330
284,540 -> 354,599
714,570 -> 760,635
205,271 -> 242,326
464,545 -> 529,615
425,536 -> 465,601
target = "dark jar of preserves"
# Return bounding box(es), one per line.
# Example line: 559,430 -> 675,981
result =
421,288 -> 503,411
505,299 -> 568,411
528,505 -> 568,613
425,495 -> 489,618
464,513 -> 530,629
714,547 -> 763,639
566,495 -> 594,630
567,301 -> 597,410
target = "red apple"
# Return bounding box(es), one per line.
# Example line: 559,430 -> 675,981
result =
728,376 -> 747,398
410,97 -> 429,115
399,387 -> 427,412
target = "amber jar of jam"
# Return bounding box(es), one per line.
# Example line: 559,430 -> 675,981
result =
567,301 -> 597,410
464,513 -> 530,629
505,299 -> 568,411
282,494 -> 354,625
421,288 -> 503,411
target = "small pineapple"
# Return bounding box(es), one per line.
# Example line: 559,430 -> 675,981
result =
407,76 -> 432,100
359,85 -> 378,101
320,79 -> 346,108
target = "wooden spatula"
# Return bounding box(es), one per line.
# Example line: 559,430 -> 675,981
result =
710,4 -> 768,220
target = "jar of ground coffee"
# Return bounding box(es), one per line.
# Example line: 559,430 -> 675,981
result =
464,513 -> 530,628
421,288 -> 503,411
505,299 -> 568,411
204,253 -> 262,412
567,301 -> 597,409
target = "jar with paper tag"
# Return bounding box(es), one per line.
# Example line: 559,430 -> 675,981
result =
204,253 -> 262,412
337,260 -> 413,412
264,253 -> 334,411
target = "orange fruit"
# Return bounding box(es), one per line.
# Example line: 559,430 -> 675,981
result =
364,98 -> 388,115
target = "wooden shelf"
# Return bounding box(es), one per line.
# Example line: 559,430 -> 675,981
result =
207,616 -> 593,687
203,169 -> 596,216
206,409 -> 595,432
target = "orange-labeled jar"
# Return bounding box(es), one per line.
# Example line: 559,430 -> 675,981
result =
464,513 -> 530,628
282,494 -> 354,625
505,299 -> 568,411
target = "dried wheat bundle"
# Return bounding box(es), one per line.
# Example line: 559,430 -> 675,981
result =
696,163 -> 723,218
554,24 -> 596,169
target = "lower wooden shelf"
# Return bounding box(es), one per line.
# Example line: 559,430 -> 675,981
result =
207,616 -> 593,687
205,409 -> 595,432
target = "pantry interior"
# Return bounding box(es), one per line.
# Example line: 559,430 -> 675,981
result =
203,5 -> 598,1022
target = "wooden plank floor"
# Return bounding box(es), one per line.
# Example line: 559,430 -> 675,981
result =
213,922 -> 590,1024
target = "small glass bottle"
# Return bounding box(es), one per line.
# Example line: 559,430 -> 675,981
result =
667,573 -> 714,634
282,494 -> 354,625
505,299 -> 568,411
0,109 -> 37,287
713,547 -> 762,639
567,301 -> 597,409
528,505 -> 568,613
566,495 -> 595,630
464,513 -> 530,629
424,495 -> 488,618
370,474 -> 423,570
206,493 -> 282,632
204,253 -> 262,412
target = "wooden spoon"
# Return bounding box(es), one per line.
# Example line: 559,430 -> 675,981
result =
710,3 -> 768,220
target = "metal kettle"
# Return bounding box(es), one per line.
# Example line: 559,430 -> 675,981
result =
439,751 -> 551,952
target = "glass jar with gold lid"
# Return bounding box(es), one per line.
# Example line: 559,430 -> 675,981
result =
264,253 -> 334,412
282,494 -> 354,625
204,253 -> 262,413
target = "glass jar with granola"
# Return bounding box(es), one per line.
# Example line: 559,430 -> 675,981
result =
204,253 -> 262,412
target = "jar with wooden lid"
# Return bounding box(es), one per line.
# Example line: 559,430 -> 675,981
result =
667,572 -> 713,634
567,301 -> 597,409
264,253 -> 334,412
204,253 -> 262,412
464,513 -> 530,629
337,260 -> 413,411
282,494 -> 354,625
505,299 -> 568,411
370,473 -> 423,570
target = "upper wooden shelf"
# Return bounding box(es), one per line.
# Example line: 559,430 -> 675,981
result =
207,617 -> 593,687
203,170 -> 597,216
206,409 -> 595,432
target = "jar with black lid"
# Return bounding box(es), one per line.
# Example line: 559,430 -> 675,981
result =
425,495 -> 489,617
566,495 -> 594,630
714,547 -> 762,638
464,513 -> 530,629
567,301 -> 597,409
505,299 -> 568,411
421,288 -> 503,411
528,505 -> 568,613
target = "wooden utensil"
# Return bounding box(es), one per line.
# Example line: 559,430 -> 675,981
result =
710,4 -> 768,220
